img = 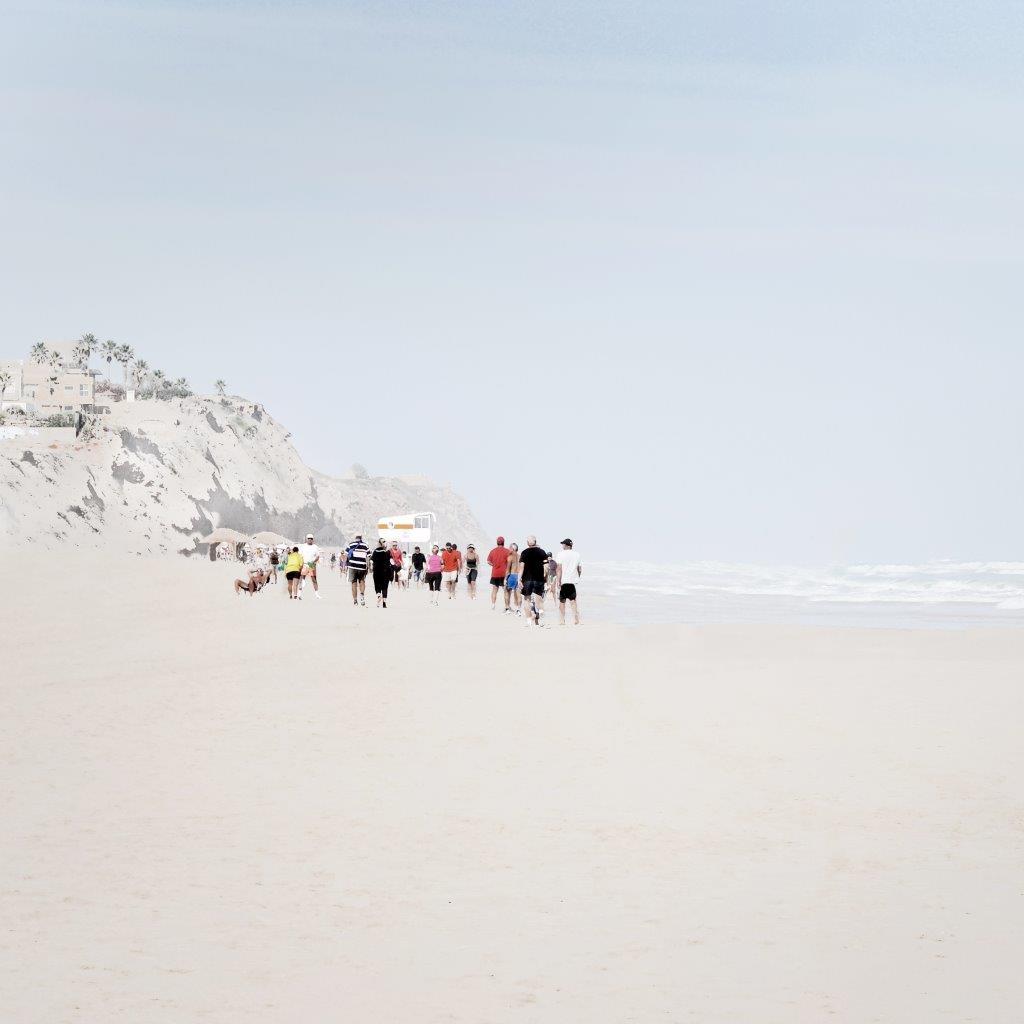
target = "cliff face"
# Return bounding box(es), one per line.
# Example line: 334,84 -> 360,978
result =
0,396 -> 486,553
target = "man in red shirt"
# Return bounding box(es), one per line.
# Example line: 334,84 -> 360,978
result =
487,536 -> 512,612
441,542 -> 461,600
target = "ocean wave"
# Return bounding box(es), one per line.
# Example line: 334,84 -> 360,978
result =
586,559 -> 1024,608
845,561 -> 1024,578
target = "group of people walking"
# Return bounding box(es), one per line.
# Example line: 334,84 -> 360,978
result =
234,531 -> 582,625
482,535 -> 583,626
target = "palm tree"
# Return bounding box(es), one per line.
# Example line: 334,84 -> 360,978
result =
0,370 -> 11,398
215,379 -> 227,397
30,342 -> 49,364
100,340 -> 118,378
152,369 -> 166,398
133,358 -> 149,391
172,377 -> 191,397
48,348 -> 64,371
116,344 -> 135,388
74,333 -> 98,369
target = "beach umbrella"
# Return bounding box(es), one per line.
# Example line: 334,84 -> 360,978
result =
251,530 -> 291,546
199,527 -> 250,545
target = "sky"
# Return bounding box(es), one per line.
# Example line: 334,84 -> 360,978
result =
2,0 -> 1022,563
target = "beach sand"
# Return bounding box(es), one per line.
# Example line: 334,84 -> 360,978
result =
3,551 -> 1022,1022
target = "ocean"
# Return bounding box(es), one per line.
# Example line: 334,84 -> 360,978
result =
581,559 -> 1024,629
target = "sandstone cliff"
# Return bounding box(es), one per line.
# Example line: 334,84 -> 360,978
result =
0,396 -> 486,553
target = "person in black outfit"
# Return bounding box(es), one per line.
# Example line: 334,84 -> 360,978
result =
465,544 -> 480,599
370,539 -> 393,608
518,535 -> 548,626
411,546 -> 427,587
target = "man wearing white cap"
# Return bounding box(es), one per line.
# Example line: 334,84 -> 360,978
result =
298,532 -> 322,600
555,538 -> 582,625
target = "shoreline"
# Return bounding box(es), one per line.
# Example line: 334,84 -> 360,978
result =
4,551 -> 1023,1021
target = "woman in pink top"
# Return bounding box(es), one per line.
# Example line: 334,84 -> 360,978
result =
425,545 -> 443,605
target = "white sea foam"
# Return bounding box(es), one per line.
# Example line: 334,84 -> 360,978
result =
584,559 -> 1024,627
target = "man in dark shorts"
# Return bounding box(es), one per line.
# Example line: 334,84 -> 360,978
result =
346,533 -> 369,606
487,535 -> 511,611
518,535 -> 548,626
411,546 -> 426,586
555,537 -> 582,625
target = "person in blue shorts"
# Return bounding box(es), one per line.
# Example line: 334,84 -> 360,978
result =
505,541 -> 521,614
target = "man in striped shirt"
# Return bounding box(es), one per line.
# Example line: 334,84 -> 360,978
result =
346,534 -> 369,606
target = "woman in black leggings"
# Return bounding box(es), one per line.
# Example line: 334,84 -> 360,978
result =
465,544 -> 480,600
425,544 -> 443,605
370,539 -> 393,608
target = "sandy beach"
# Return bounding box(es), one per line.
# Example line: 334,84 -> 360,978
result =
3,551 -> 1022,1022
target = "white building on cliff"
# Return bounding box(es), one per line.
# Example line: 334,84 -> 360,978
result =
0,342 -> 97,416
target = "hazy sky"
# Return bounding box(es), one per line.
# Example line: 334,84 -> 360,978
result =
2,0 -> 1022,562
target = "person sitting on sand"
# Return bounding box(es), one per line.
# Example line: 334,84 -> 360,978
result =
234,566 -> 268,595
254,547 -> 270,577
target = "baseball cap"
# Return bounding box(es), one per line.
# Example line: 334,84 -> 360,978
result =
561,538 -> 573,547
496,535 -> 505,545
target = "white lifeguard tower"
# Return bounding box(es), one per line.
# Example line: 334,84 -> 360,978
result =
376,512 -> 435,554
